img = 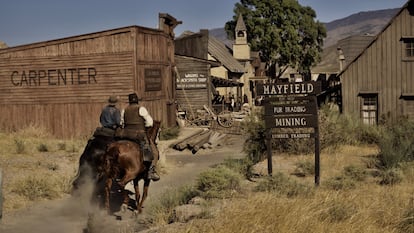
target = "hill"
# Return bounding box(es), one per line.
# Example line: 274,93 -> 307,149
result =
208,8 -> 400,48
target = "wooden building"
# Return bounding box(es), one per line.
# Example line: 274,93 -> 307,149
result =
0,14 -> 180,138
339,0 -> 414,124
175,30 -> 244,114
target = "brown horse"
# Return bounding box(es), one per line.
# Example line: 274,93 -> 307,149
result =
102,120 -> 161,214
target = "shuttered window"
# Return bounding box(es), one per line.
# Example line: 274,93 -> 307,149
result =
361,95 -> 378,125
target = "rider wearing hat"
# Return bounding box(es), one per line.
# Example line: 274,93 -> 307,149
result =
99,95 -> 122,135
123,93 -> 160,181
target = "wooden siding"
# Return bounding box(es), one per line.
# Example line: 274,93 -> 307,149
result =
341,5 -> 414,122
175,56 -> 211,113
0,26 -> 176,138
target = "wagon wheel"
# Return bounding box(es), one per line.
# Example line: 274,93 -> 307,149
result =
217,110 -> 234,128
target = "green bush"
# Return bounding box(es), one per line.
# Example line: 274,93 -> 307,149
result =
241,109 -> 267,163
254,172 -> 314,197
159,126 -> 180,140
376,117 -> 414,169
220,158 -> 254,179
195,165 -> 242,199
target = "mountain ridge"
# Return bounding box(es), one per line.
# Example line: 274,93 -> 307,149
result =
209,8 -> 401,48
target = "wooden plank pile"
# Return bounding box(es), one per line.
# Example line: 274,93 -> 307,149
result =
172,129 -> 227,154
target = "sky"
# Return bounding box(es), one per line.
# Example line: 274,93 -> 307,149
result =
0,0 -> 408,47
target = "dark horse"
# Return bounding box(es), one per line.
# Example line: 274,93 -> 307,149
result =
71,134 -> 115,204
102,120 -> 161,214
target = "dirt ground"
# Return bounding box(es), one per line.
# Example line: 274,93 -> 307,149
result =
0,127 -> 248,233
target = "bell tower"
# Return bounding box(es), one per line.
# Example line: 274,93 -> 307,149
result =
233,14 -> 250,60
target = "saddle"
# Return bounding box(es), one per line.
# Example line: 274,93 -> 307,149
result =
114,128 -> 154,162
93,127 -> 116,137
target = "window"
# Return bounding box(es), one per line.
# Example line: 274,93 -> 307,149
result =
361,94 -> 378,125
401,37 -> 414,60
405,39 -> 414,57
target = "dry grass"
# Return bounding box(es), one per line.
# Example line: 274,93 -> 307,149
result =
0,127 -> 85,214
155,144 -> 413,233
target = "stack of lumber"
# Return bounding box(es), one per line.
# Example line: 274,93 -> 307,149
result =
172,129 -> 227,154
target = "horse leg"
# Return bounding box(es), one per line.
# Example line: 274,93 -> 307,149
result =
104,178 -> 113,214
138,179 -> 151,214
133,178 -> 141,214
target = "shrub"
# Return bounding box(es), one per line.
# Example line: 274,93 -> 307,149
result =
254,172 -> 314,197
147,185 -> 199,224
293,160 -> 315,177
378,168 -> 403,185
324,175 -> 356,190
57,142 -> 66,151
12,176 -> 60,201
37,143 -> 49,152
159,126 -> 180,140
195,166 -> 242,199
343,165 -> 367,182
14,138 -> 26,154
220,158 -> 254,179
376,117 -> 414,169
241,109 -> 267,163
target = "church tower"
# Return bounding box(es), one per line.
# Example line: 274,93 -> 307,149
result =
233,14 -> 250,60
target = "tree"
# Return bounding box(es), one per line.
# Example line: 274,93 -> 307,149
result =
225,0 -> 326,80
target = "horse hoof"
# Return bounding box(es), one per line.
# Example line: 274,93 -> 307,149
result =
121,203 -> 128,212
133,210 -> 139,217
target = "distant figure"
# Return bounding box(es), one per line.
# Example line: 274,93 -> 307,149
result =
229,93 -> 235,112
243,94 -> 248,104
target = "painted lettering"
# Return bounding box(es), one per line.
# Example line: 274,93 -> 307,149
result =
262,83 -> 316,95
275,117 -> 307,127
10,67 -> 98,87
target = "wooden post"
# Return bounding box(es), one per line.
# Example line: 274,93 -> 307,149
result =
314,96 -> 320,186
266,129 -> 273,176
0,168 -> 3,220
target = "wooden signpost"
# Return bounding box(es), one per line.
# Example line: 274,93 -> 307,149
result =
257,81 -> 321,185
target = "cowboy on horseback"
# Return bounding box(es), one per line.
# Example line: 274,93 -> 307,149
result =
99,95 -> 122,134
122,93 -> 160,181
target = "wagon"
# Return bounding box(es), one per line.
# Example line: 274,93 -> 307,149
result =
180,105 -> 234,128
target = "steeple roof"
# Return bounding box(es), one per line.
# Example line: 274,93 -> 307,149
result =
235,14 -> 247,31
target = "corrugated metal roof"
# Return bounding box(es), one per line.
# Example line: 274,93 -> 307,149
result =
208,35 -> 245,73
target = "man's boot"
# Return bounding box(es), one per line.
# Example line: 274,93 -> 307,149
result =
148,165 -> 160,181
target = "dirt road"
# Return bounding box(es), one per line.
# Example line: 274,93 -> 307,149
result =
0,127 -> 247,233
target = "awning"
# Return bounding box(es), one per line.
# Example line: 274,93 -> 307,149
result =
211,76 -> 243,87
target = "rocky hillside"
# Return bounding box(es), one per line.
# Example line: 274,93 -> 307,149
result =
209,8 -> 400,48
